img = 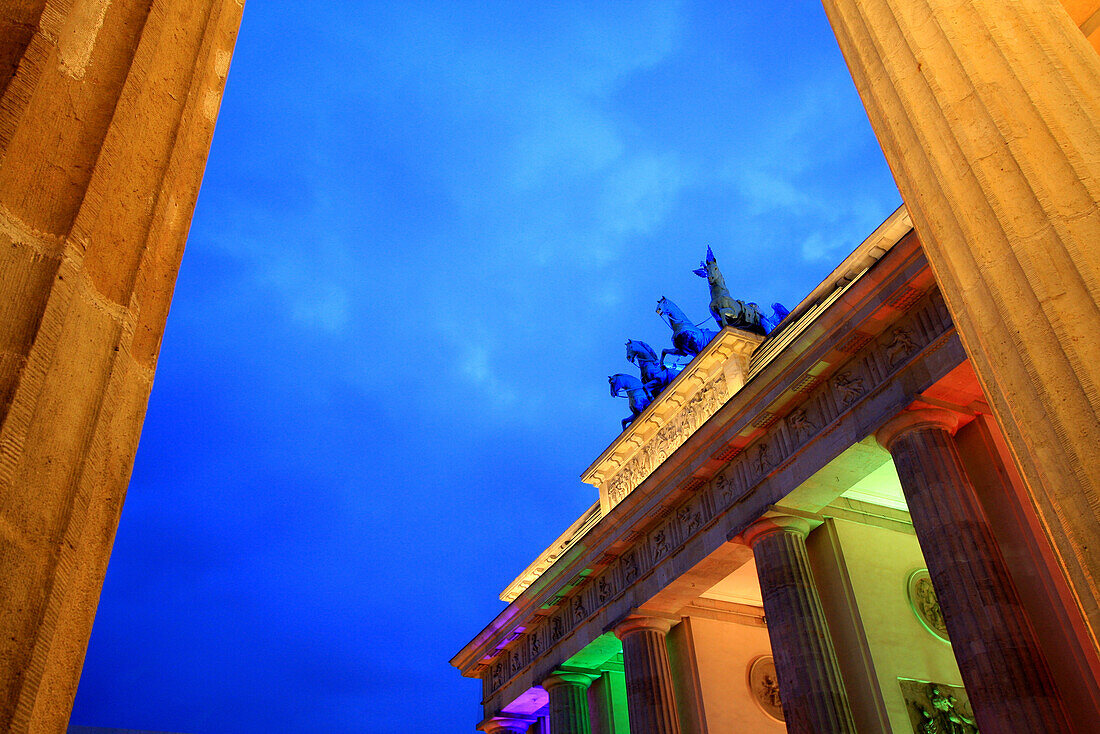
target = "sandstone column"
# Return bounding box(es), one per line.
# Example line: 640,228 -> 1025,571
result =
877,410 -> 1071,733
542,672 -> 597,734
0,2 -> 244,731
612,616 -> 681,734
741,516 -> 856,734
819,0 -> 1100,653
477,714 -> 537,734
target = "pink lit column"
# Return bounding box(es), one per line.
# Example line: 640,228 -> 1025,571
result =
542,672 -> 597,734
478,714 -> 536,734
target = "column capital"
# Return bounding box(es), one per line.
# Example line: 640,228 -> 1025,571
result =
875,408 -> 961,451
541,670 -> 598,691
611,614 -> 674,639
737,514 -> 811,548
477,714 -> 537,734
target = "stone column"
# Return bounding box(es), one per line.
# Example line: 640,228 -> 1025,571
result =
612,616 -> 681,734
0,3 -> 243,732
819,0 -> 1100,652
587,672 -> 618,734
877,410 -> 1071,732
477,714 -> 536,734
741,516 -> 856,734
542,672 -> 597,734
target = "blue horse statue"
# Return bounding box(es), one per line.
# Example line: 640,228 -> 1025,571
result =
656,296 -> 717,366
609,373 -> 652,429
761,302 -> 790,333
693,246 -> 766,335
693,246 -> 790,335
626,339 -> 682,397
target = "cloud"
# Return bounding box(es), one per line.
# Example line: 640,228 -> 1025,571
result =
459,342 -> 518,408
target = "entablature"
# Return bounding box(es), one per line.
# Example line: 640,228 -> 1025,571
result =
452,213 -> 971,718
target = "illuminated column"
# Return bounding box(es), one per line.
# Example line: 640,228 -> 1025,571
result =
478,714 -> 537,734
612,617 -> 681,734
542,672 -> 597,734
877,410 -> 1070,733
587,672 -> 619,734
819,0 -> 1100,652
0,2 -> 243,731
741,516 -> 856,734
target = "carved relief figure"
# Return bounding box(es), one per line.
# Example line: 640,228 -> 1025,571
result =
748,656 -> 785,722
622,551 -> 638,582
930,686 -> 976,733
914,705 -> 938,734
605,375 -> 727,506
550,616 -> 563,641
653,529 -> 669,559
834,371 -> 865,405
900,680 -> 977,734
717,471 -> 738,502
787,408 -> 817,442
597,576 -> 611,604
759,673 -> 782,710
908,570 -> 950,642
886,327 -> 918,365
755,442 -> 773,476
915,578 -> 947,635
678,503 -> 702,533
572,595 -> 586,621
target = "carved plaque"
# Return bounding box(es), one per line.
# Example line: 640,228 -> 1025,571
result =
907,569 -> 950,643
605,373 -> 729,507
747,655 -> 784,722
899,679 -> 977,734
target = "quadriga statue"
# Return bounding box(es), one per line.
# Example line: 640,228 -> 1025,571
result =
693,246 -> 789,335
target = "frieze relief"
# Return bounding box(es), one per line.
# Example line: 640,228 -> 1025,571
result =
748,655 -> 785,722
908,569 -> 950,643
834,371 -> 865,405
605,373 -> 729,508
899,679 -> 977,734
483,291 -> 953,699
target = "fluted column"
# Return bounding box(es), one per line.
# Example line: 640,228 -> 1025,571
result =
741,516 -> 856,734
877,410 -> 1071,733
587,672 -> 618,734
542,672 -> 597,734
477,714 -> 536,734
0,2 -> 244,731
612,616 -> 681,734
820,0 -> 1100,653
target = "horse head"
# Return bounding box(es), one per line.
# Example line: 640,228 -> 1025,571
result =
626,339 -> 659,366
694,246 -> 728,292
656,296 -> 669,318
609,373 -> 642,397
656,297 -> 690,328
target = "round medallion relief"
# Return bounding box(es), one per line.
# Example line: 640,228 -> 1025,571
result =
907,568 -> 950,643
747,655 -> 784,722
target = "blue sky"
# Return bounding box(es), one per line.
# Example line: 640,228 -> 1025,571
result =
71,2 -> 899,732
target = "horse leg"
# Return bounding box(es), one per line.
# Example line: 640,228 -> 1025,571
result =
661,347 -> 685,365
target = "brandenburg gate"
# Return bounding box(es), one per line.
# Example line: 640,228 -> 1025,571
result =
452,4 -> 1100,728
